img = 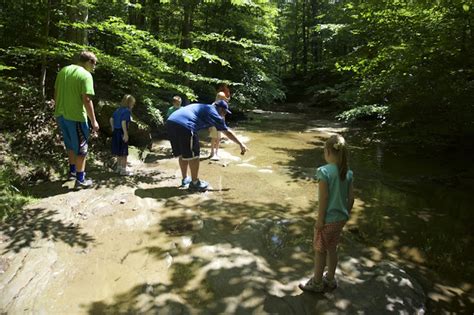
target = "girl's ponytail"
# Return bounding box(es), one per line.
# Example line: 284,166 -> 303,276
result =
325,135 -> 349,181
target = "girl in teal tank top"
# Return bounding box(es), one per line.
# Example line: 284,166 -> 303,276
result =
299,134 -> 355,293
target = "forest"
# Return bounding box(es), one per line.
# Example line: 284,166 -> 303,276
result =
0,1 -> 473,313
1,0 -> 473,214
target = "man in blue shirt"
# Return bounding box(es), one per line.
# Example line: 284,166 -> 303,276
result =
166,100 -> 248,191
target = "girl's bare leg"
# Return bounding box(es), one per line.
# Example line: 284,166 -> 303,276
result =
314,250 -> 326,283
326,248 -> 338,280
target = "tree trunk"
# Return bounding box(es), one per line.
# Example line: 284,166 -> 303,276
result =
310,0 -> 319,66
66,1 -> 88,45
180,1 -> 196,49
148,0 -> 160,35
40,0 -> 52,99
292,0 -> 299,76
302,0 -> 308,75
129,0 -> 146,29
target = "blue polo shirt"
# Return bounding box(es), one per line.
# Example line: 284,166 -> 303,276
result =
167,103 -> 228,132
315,163 -> 353,223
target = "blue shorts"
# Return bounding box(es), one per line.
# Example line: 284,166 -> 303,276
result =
112,129 -> 128,156
166,120 -> 200,160
57,116 -> 89,156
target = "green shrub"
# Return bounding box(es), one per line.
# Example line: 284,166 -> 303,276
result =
336,104 -> 389,122
0,167 -> 32,220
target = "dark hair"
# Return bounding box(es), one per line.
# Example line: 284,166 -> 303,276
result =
325,134 -> 349,181
77,51 -> 97,64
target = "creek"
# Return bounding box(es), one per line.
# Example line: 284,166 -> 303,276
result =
0,110 -> 472,314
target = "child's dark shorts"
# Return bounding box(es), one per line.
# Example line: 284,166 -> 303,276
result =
314,221 -> 346,253
166,121 -> 200,160
112,129 -> 128,156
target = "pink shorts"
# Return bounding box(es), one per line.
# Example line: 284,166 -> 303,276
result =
314,221 -> 346,252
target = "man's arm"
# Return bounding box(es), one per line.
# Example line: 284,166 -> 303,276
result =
82,94 -> 99,132
222,129 -> 248,155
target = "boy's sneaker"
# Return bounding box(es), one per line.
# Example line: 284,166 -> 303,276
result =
298,277 -> 324,293
188,180 -> 209,191
323,272 -> 338,290
120,169 -> 133,176
75,178 -> 93,188
181,176 -> 192,187
69,171 -> 77,180
210,155 -> 220,161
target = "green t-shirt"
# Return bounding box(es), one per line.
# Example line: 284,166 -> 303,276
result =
54,64 -> 95,122
167,106 -> 179,118
315,163 -> 353,224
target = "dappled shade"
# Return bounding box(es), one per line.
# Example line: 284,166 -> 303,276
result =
0,208 -> 95,253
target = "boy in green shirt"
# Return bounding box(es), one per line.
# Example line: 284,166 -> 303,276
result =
166,95 -> 182,119
54,51 -> 99,187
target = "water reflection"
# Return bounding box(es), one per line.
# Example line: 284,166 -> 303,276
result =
238,111 -> 473,312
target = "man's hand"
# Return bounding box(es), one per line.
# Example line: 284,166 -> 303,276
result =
123,134 -> 129,143
91,119 -> 99,132
240,143 -> 248,155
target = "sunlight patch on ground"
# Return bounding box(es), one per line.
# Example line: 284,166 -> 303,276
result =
305,126 -> 349,134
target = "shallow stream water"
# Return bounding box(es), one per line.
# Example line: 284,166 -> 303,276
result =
0,110 -> 472,313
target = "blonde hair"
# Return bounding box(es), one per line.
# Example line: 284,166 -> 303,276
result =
121,94 -> 136,108
325,134 -> 349,181
215,92 -> 228,101
172,95 -> 182,105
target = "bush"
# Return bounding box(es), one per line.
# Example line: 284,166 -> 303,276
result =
0,166 -> 32,220
336,104 -> 389,122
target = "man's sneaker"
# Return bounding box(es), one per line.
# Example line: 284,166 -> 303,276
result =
69,171 -> 77,180
298,277 -> 324,293
210,155 -> 220,161
75,178 -> 93,188
188,180 -> 209,191
323,272 -> 338,290
120,169 -> 133,176
181,176 -> 192,187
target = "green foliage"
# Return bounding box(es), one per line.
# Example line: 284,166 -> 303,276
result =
278,0 -> 474,139
334,2 -> 473,116
142,97 -> 165,128
0,0 -> 288,198
190,3 -> 285,107
0,166 -> 32,220
336,104 -> 389,123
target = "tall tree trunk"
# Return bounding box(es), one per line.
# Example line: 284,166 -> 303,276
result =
66,1 -> 88,45
310,0 -> 319,66
181,1 -> 196,49
129,0 -> 146,29
148,0 -> 161,35
302,0 -> 308,75
40,0 -> 52,99
292,0 -> 299,76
